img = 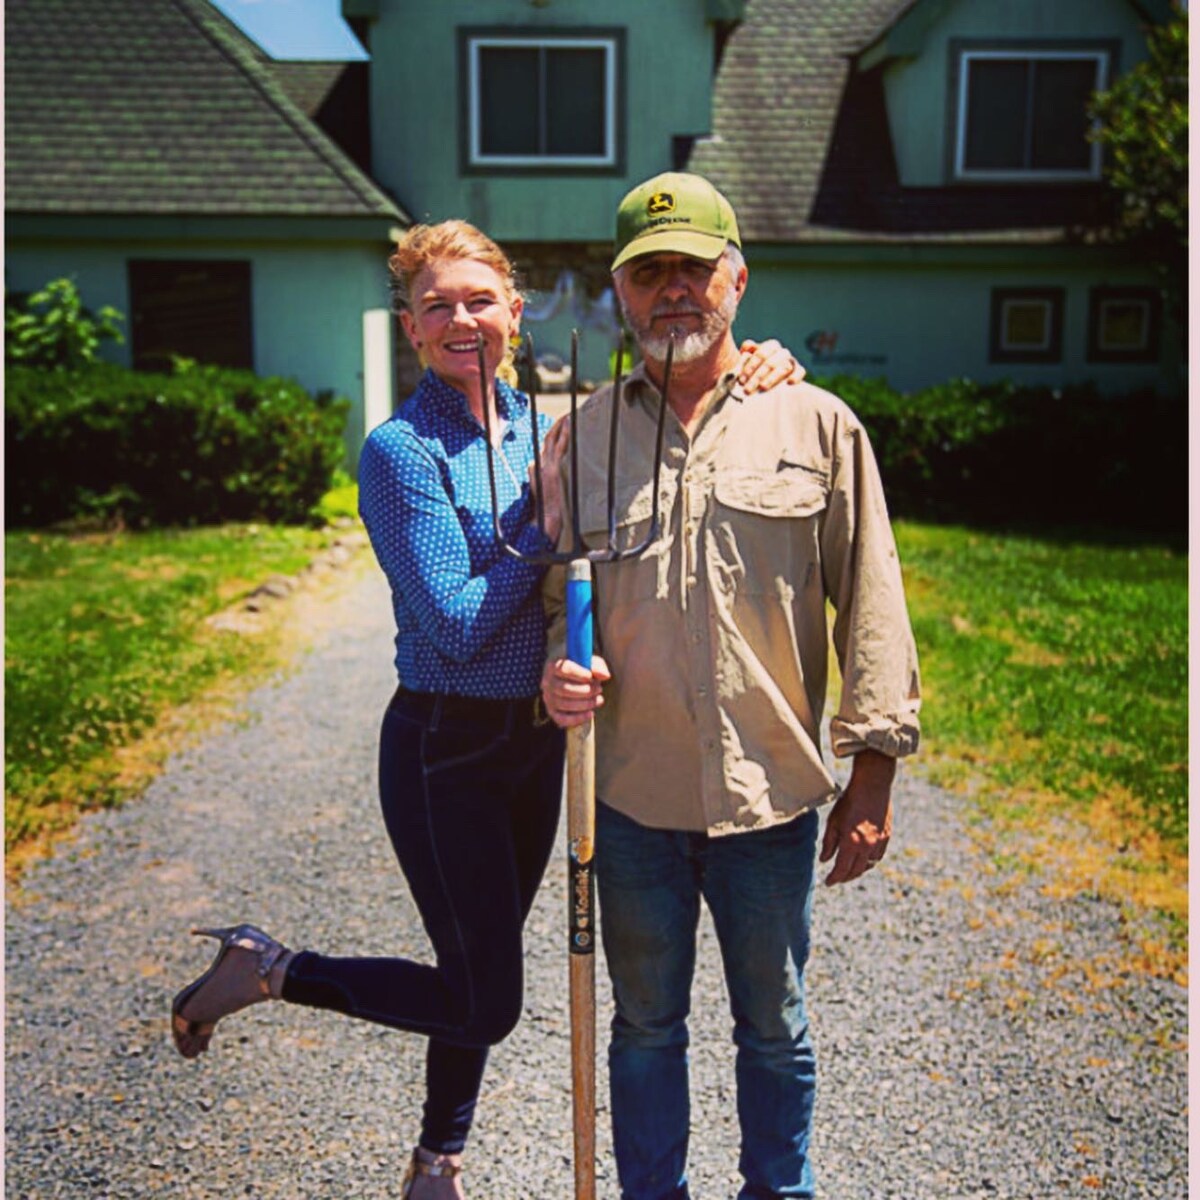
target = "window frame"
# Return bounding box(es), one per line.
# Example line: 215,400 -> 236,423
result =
989,286 -> 1065,364
948,39 -> 1117,183
460,27 -> 624,173
1087,286 -> 1162,363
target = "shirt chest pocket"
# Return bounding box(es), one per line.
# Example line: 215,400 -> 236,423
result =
712,465 -> 828,595
579,478 -> 677,602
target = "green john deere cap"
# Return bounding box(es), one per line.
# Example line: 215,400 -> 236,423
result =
611,172 -> 740,271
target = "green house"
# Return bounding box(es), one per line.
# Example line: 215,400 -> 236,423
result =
343,0 -> 1180,394
7,0 -> 1182,470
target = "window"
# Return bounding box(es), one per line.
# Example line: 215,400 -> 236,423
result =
953,46 -> 1111,181
989,287 -> 1064,363
1087,286 -> 1161,363
464,30 -> 620,168
128,260 -> 252,371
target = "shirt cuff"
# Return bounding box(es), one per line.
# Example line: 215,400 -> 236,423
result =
829,712 -> 920,759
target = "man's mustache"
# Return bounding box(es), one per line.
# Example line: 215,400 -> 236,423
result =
650,305 -> 704,320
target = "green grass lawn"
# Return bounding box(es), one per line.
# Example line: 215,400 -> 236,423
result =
894,521 -> 1187,957
5,515 -> 1187,952
5,522 -> 357,861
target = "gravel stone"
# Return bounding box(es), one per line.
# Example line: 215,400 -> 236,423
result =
5,566 -> 1186,1199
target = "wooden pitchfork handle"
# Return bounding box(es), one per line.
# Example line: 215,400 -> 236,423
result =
565,558 -> 597,1200
567,718 -> 597,1200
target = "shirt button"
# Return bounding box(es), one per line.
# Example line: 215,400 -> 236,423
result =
686,574 -> 697,587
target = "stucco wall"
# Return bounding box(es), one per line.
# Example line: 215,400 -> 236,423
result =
735,248 -> 1181,396
6,230 -> 394,462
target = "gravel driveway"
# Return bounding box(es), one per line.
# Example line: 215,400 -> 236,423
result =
5,562 -> 1186,1199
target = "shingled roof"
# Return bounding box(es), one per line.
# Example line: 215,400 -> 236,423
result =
271,61 -> 372,175
688,0 -> 1118,244
4,0 -> 403,221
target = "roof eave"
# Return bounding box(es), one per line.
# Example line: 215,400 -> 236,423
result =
705,0 -> 749,21
860,0 -> 1175,71
857,0 -> 952,72
1128,0 -> 1176,24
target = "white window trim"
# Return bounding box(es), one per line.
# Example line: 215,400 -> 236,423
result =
999,297 -> 1053,352
954,49 -> 1109,182
467,35 -> 617,168
1096,296 -> 1152,352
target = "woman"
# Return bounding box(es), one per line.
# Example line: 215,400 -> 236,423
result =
170,220 -> 802,1199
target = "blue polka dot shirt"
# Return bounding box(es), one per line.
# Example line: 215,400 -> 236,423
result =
358,369 -> 555,698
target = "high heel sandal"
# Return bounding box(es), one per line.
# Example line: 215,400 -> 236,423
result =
400,1148 -> 463,1197
170,923 -> 289,1059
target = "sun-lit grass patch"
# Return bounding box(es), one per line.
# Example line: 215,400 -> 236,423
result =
894,521 -> 1187,973
5,521 -> 362,870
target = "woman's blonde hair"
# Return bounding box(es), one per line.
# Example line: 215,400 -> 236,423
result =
389,220 -> 522,386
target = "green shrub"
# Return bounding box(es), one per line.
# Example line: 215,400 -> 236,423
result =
6,361 -> 349,527
812,375 -> 1186,537
5,278 -> 126,369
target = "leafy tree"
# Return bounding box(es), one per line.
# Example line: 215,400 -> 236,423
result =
5,278 -> 126,369
1088,8 -> 1187,313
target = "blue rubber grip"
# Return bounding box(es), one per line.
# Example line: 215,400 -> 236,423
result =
565,568 -> 593,669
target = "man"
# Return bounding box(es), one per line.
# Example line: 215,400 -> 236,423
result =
541,172 -> 921,1200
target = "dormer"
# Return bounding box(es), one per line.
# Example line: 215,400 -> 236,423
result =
344,0 -> 736,242
856,0 -> 1171,188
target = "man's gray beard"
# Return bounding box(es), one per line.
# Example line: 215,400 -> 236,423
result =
622,286 -> 740,364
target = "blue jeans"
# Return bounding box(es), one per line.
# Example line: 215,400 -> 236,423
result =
596,802 -> 819,1200
282,689 -> 564,1153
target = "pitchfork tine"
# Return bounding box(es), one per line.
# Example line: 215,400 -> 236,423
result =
568,330 -> 588,558
606,333 -> 672,561
605,334 -> 625,552
523,333 -> 547,538
476,332 -> 509,553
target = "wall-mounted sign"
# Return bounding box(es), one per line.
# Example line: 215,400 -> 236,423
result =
804,330 -> 887,368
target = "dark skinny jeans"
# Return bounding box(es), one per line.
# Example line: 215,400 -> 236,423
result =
281,688 -> 564,1153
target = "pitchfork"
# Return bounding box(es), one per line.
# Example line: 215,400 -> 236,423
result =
476,329 -> 671,1200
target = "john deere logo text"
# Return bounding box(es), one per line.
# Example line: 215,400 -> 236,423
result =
647,192 -> 675,215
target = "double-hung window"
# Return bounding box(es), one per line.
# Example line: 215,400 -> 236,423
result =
952,43 -> 1113,181
463,30 -> 621,169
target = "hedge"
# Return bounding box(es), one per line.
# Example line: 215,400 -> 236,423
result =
6,362 -> 349,527
5,361 -> 1184,537
811,375 -> 1186,537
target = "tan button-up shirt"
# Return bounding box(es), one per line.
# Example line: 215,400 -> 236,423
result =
543,363 -> 920,837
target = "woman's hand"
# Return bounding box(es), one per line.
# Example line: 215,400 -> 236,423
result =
531,415 -> 571,543
736,338 -> 806,393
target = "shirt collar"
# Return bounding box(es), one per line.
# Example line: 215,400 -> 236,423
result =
622,360 -> 743,406
418,368 -> 526,427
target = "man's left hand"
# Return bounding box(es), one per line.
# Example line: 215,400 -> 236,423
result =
820,749 -> 895,886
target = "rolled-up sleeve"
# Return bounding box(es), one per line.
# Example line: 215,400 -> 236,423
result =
821,411 -> 921,759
